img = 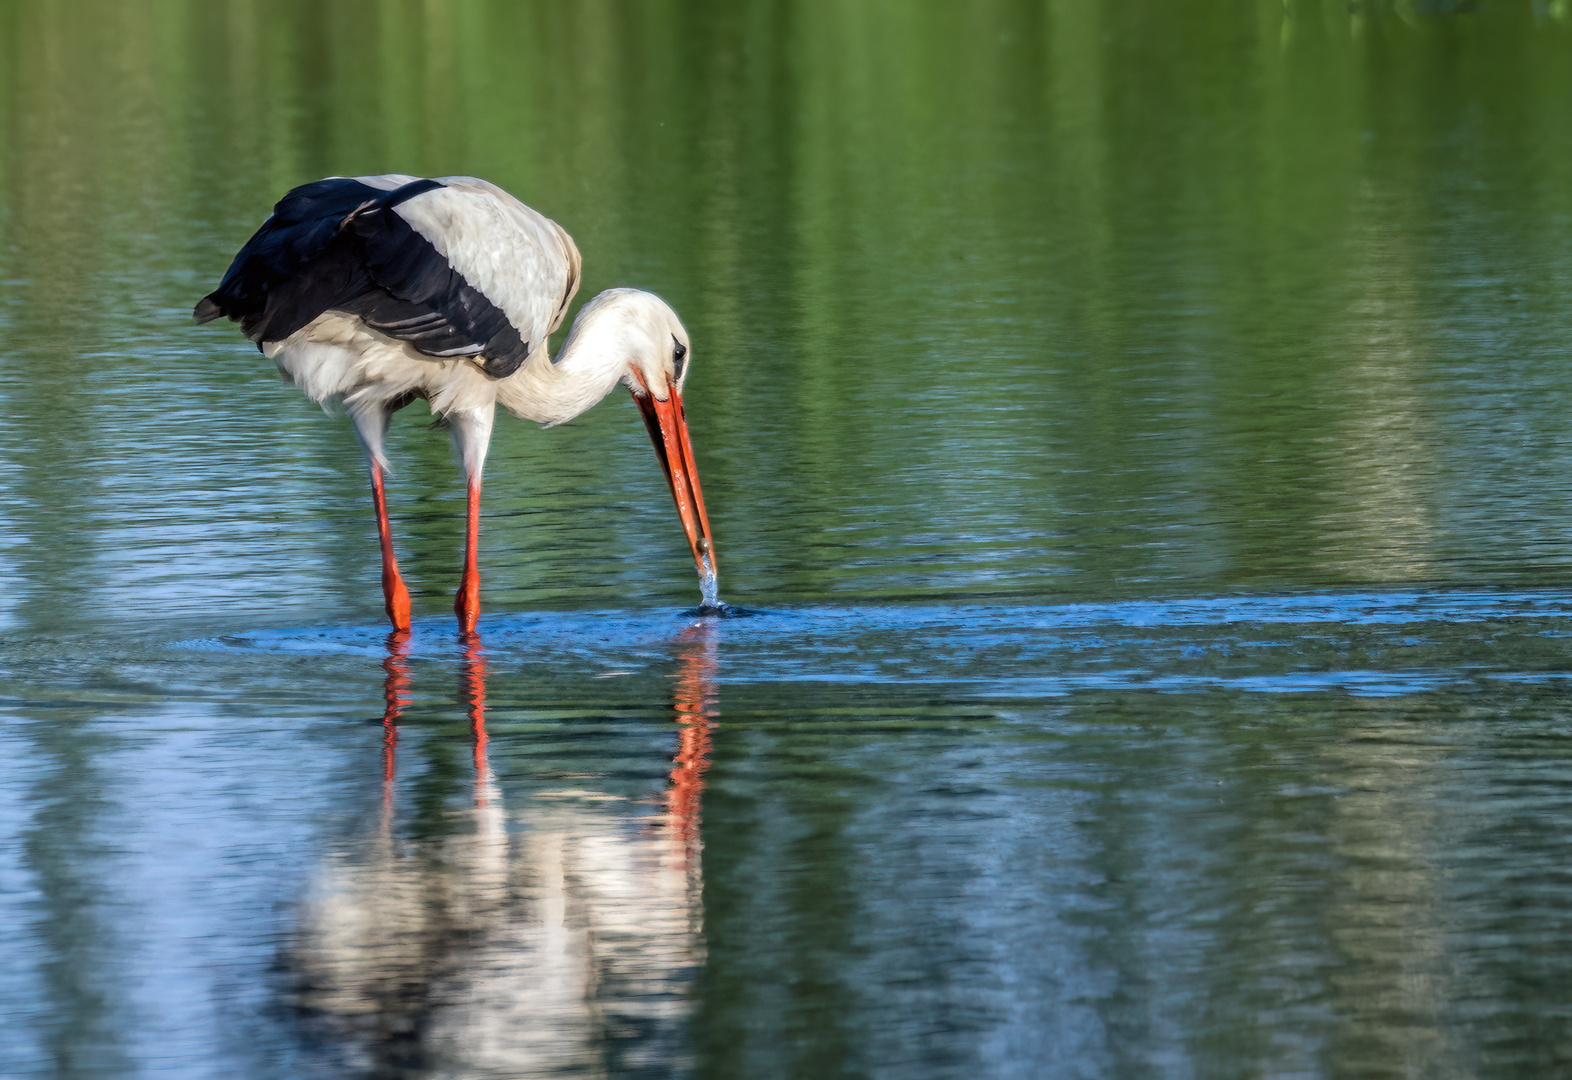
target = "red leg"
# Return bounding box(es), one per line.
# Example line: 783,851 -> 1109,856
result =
454,480 -> 481,634
371,462 -> 412,631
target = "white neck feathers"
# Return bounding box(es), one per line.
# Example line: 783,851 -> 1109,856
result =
492,288 -> 683,427
492,331 -> 627,427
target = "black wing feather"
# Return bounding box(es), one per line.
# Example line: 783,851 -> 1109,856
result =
195,177 -> 529,378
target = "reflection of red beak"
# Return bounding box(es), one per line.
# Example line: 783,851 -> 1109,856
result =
632,378 -> 717,594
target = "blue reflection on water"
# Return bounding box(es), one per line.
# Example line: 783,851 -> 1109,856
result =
6,589 -> 1572,1077
178,589 -> 1572,699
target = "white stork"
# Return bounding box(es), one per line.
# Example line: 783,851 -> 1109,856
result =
195,174 -> 719,633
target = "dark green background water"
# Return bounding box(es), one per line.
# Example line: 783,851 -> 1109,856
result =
5,2 -> 1572,1077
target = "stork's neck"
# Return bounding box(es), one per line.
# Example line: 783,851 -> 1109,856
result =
492,322 -> 627,427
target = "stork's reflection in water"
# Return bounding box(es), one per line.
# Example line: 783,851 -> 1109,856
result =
288,624 -> 719,1077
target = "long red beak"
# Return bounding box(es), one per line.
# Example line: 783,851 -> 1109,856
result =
633,381 -> 719,605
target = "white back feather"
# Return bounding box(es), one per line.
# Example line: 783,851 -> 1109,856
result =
388,177 -> 581,353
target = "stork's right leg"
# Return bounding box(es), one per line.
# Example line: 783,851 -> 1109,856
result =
448,406 -> 494,637
370,460 -> 412,631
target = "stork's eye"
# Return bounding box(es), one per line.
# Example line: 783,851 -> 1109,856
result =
672,336 -> 688,378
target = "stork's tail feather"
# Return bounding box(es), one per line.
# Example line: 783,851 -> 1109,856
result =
193,295 -> 224,324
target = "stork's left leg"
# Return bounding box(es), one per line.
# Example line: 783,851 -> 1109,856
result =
455,479 -> 481,635
351,404 -> 412,631
372,461 -> 413,631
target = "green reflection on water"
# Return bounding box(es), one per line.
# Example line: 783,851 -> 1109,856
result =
3,0 -> 1571,629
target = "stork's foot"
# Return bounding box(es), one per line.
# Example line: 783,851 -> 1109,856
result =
384,571 -> 412,632
455,574 -> 479,635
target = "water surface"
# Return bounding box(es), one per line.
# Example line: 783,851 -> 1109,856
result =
4,2 -> 1572,1077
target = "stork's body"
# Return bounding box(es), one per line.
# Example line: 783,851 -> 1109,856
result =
196,174 -> 717,632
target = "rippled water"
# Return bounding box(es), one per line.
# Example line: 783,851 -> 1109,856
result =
9,595 -> 1572,1077
5,2 -> 1572,1077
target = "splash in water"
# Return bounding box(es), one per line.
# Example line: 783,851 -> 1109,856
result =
696,555 -> 723,614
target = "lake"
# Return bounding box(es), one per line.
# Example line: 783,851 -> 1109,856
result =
3,2 -> 1572,1077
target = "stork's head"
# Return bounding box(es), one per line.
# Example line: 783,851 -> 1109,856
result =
569,288 -> 717,606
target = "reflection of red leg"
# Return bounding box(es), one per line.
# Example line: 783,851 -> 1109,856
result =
462,633 -> 490,805
381,630 -> 412,825
667,622 -> 718,859
371,463 -> 412,631
455,482 -> 482,634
